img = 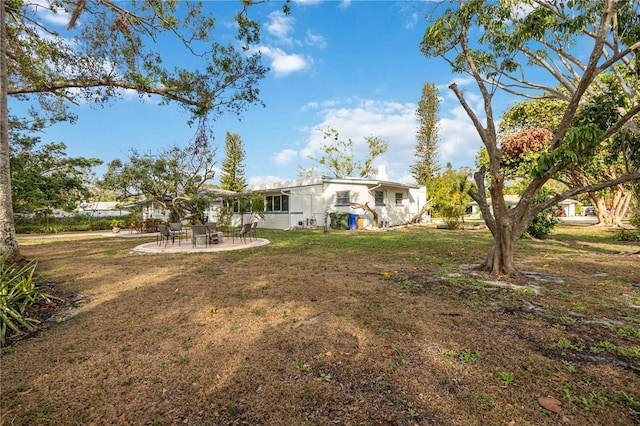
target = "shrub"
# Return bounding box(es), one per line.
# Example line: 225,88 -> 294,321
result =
0,259 -> 52,344
14,215 -> 120,234
523,189 -> 560,239
614,229 -> 640,242
440,205 -> 465,230
524,210 -> 559,239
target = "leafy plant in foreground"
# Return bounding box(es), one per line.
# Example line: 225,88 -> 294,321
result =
0,258 -> 51,343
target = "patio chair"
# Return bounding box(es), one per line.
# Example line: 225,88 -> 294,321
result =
191,225 -> 209,248
232,222 -> 252,243
251,221 -> 258,240
169,222 -> 186,245
156,224 -> 174,247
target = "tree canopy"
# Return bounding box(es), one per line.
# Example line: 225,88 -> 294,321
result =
5,0 -> 271,122
300,128 -> 389,179
10,134 -> 102,215
499,91 -> 639,226
421,0 -> 640,276
100,140 -> 217,224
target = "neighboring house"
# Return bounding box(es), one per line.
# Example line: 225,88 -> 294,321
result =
251,176 -> 427,230
77,201 -> 129,217
467,195 -> 580,217
557,199 -> 580,217
467,195 -> 520,217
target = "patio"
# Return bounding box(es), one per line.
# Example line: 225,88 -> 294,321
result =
131,231 -> 270,254
133,238 -> 269,254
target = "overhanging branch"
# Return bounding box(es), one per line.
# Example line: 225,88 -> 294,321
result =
532,172 -> 640,216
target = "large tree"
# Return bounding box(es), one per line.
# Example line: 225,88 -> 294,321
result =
101,140 -> 217,224
411,82 -> 441,186
10,134 -> 102,215
220,131 -> 247,193
500,94 -> 637,227
421,0 -> 640,277
300,128 -> 389,179
1,0 -> 284,258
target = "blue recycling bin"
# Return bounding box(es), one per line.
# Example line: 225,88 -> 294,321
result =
348,213 -> 358,230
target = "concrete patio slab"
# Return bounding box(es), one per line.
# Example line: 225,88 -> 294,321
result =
133,238 -> 270,254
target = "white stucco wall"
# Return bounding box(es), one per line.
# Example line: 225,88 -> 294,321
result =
253,178 -> 425,230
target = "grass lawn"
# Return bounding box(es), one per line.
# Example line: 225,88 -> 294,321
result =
1,225 -> 639,425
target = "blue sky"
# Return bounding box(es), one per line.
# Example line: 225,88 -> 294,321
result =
12,0 -> 520,187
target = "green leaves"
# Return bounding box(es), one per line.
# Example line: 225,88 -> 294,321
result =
0,259 -> 51,344
7,0 -> 273,123
302,128 -> 389,179
9,134 -> 102,214
100,138 -> 217,222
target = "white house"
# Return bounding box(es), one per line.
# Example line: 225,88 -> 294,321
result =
250,176 -> 427,230
77,201 -> 129,217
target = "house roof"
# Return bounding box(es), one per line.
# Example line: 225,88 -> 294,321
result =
470,195 -> 581,206
252,176 -> 420,192
78,201 -> 124,211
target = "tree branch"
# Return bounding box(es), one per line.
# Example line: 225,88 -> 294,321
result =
532,172 -> 640,216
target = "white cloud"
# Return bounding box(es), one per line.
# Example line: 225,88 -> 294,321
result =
404,12 -> 419,30
339,0 -> 352,9
273,149 -> 298,166
439,105 -> 483,168
265,11 -> 296,45
291,0 -> 323,5
257,46 -> 312,77
296,95 -> 484,182
298,99 -> 417,181
31,0 -> 70,26
305,30 -> 327,49
250,175 -> 288,186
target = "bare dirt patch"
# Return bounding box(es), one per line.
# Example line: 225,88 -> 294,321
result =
2,227 -> 639,425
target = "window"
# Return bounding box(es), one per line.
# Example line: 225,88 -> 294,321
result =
222,198 -> 240,212
336,191 -> 350,205
375,190 -> 384,205
395,192 -> 403,205
266,194 -> 289,212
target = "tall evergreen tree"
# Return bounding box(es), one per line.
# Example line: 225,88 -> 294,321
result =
411,82 -> 441,185
220,132 -> 247,192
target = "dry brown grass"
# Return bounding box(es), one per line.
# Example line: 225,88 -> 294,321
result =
1,226 -> 639,425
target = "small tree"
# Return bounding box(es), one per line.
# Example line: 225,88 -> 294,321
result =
301,128 -> 388,179
430,165 -> 475,229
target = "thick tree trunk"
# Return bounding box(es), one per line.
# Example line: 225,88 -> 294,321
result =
586,184 -> 631,227
593,195 -> 626,227
0,1 -> 19,259
480,211 -> 521,277
477,172 -> 525,278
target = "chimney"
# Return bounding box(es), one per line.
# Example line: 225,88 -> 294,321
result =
376,165 -> 388,181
